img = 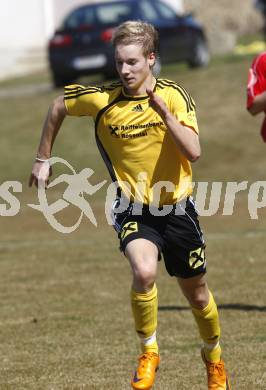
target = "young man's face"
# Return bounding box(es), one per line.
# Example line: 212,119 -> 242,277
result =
115,44 -> 155,94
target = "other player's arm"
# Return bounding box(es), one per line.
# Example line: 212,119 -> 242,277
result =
247,91 -> 266,115
147,89 -> 200,162
29,95 -> 67,187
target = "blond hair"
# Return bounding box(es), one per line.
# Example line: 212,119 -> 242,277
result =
112,20 -> 159,57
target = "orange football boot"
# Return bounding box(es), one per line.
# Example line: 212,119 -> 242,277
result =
201,349 -> 231,390
131,352 -> 160,390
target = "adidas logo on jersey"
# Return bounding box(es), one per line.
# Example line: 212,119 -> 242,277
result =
132,104 -> 144,112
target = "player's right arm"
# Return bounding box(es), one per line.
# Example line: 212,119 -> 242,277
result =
29,83 -> 110,188
29,95 -> 67,188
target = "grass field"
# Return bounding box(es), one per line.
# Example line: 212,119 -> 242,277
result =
0,54 -> 266,389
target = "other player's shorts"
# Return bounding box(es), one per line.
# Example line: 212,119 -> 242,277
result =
112,196 -> 206,278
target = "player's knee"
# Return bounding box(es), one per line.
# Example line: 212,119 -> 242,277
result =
190,294 -> 209,309
133,263 -> 156,291
183,288 -> 209,309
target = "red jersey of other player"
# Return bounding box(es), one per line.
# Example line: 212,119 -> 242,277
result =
247,51 -> 266,141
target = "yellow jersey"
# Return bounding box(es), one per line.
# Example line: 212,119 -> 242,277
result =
64,78 -> 199,205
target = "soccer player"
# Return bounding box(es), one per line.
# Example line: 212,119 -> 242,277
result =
29,21 -> 231,390
247,51 -> 266,141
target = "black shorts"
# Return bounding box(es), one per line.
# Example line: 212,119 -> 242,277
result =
113,197 -> 206,278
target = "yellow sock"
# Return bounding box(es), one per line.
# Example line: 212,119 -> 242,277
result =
203,341 -> 221,363
131,284 -> 158,354
191,290 -> 221,363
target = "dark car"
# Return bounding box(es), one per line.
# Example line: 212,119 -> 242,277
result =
48,0 -> 210,87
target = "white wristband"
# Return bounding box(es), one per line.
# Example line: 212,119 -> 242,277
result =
36,157 -> 50,163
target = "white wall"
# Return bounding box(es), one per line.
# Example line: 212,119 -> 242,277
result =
0,0 -> 51,79
0,0 -> 47,49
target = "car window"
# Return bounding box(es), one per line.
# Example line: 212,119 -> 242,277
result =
64,7 -> 95,29
156,1 -> 177,21
96,3 -> 133,25
138,1 -> 159,22
64,3 -> 133,29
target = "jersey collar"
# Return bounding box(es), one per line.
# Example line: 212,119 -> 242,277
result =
121,79 -> 158,101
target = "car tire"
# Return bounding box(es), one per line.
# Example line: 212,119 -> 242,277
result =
188,36 -> 210,68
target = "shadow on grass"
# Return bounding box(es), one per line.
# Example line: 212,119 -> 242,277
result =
159,303 -> 266,312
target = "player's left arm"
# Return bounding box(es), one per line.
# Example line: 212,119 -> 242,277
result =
147,89 -> 200,162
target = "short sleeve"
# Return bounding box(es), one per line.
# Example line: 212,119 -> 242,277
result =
64,84 -> 105,119
170,87 -> 199,134
247,53 -> 266,108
